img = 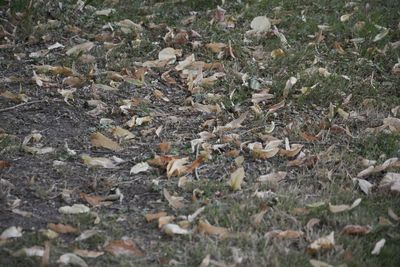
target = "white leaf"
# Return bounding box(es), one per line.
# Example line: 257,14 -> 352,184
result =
162,224 -> 191,235
58,253 -> 88,267
371,238 -> 385,255
250,16 -> 271,33
373,27 -> 389,42
130,162 -> 150,174
1,226 -> 23,239
357,179 -> 373,195
59,204 -> 90,214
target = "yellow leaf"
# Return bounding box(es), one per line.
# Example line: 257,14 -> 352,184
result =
228,167 -> 245,191
90,132 -> 122,151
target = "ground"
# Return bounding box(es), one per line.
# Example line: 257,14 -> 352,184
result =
0,0 -> 399,266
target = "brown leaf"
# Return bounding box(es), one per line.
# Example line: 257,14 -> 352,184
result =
158,216 -> 176,229
90,132 -> 122,151
145,212 -> 168,222
159,142 -> 171,153
147,155 -> 176,168
104,239 -> 145,257
277,230 -> 304,239
308,232 -> 335,254
0,160 -> 11,169
48,223 -> 78,234
163,188 -> 185,209
300,132 -> 319,142
80,193 -> 106,206
166,157 -> 190,178
279,144 -> 304,157
341,225 -> 371,235
198,220 -> 229,236
334,41 -> 346,54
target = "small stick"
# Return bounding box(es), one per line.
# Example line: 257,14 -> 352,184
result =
0,99 -> 64,113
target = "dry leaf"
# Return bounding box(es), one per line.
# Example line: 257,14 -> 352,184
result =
388,208 -> 399,221
22,146 -> 55,155
306,218 -> 321,230
166,157 -> 189,178
59,204 -> 90,214
0,160 -> 11,169
73,249 -> 104,258
0,226 -> 23,240
341,225 -> 371,235
158,47 -> 180,64
145,212 -> 168,222
148,155 -> 176,168
276,230 -> 304,239
282,77 -> 297,98
373,27 -> 389,42
383,117 -> 400,133
308,231 -> 335,253
48,223 -> 78,234
279,144 -> 303,157
379,172 -> 400,188
340,14 -> 352,22
205,42 -> 227,53
247,16 -> 271,35
358,179 -> 373,195
91,132 -> 122,151
80,193 -> 107,206
309,259 -> 333,267
159,142 -> 171,153
154,89 -> 169,102
271,48 -> 285,58
251,90 -> 274,104
251,208 -> 268,226
198,220 -> 229,236
158,216 -> 175,228
162,224 -> 191,235
66,41 -> 94,56
104,239 -> 145,257
248,141 -> 281,159
329,198 -> 361,213
58,253 -> 88,267
228,167 -> 245,191
75,230 -> 100,241
81,154 -> 117,168
258,171 -> 287,184
214,112 -> 248,132
371,238 -> 385,255
163,188 -> 185,209
130,162 -> 150,174
110,126 -> 135,140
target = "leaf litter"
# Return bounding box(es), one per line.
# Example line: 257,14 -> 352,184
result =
0,0 -> 399,266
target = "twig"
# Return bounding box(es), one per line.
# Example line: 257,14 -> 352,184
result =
0,99 -> 63,113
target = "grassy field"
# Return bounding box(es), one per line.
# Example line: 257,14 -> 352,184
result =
0,0 -> 399,266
